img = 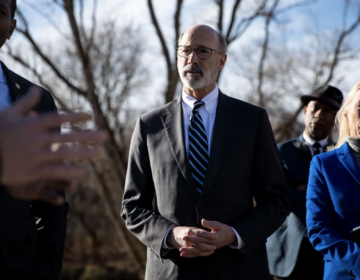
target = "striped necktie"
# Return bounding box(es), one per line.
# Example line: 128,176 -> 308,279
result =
189,101 -> 209,193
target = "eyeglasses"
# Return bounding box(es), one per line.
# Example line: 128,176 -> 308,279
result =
176,46 -> 223,60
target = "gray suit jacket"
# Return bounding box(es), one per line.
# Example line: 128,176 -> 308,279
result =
267,136 -> 331,277
121,91 -> 290,280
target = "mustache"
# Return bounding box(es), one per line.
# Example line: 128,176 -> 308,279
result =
182,65 -> 204,76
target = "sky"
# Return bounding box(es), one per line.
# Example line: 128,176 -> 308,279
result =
2,0 -> 360,115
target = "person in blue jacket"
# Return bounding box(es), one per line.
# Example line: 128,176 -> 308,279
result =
307,82 -> 360,279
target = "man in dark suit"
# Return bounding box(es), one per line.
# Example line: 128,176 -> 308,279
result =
267,85 -> 344,280
121,24 -> 290,280
0,0 -> 106,278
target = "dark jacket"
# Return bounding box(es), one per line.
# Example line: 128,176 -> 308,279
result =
267,136 -> 332,277
121,92 -> 290,280
0,62 -> 68,280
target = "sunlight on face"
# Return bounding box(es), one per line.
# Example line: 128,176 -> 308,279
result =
346,90 -> 360,138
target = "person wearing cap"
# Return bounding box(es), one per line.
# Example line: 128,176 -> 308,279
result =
307,82 -> 360,279
267,85 -> 344,280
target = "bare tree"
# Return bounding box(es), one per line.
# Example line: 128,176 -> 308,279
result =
4,0 -> 149,277
227,0 -> 360,141
272,0 -> 360,141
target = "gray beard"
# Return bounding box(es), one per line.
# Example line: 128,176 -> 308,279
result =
178,59 -> 220,90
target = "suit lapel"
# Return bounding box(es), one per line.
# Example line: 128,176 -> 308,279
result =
293,136 -> 312,167
201,91 -> 239,198
1,62 -> 23,102
338,142 -> 360,185
161,97 -> 199,196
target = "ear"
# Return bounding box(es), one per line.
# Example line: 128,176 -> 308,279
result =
344,112 -> 349,122
7,19 -> 16,40
303,106 -> 308,117
219,53 -> 227,71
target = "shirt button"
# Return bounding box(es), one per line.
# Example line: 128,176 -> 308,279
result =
197,203 -> 203,208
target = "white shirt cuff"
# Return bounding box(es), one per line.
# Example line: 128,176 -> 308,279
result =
229,227 -> 245,251
162,226 -> 176,249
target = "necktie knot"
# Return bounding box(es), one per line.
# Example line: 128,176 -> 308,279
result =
193,101 -> 205,112
313,142 -> 322,156
313,142 -> 321,149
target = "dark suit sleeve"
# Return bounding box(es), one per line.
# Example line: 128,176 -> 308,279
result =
278,144 -> 307,221
283,169 -> 306,221
232,110 -> 290,255
0,88 -> 68,279
121,117 -> 176,259
307,157 -> 360,277
31,90 -> 69,278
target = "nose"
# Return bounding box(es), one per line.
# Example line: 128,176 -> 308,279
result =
315,109 -> 325,119
187,50 -> 198,64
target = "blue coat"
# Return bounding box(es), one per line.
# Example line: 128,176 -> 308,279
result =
307,142 -> 360,279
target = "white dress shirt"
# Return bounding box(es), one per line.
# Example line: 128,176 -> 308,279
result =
302,132 -> 328,157
0,62 -> 11,112
162,84 -> 245,251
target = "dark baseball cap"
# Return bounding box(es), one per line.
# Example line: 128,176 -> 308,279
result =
301,85 -> 343,110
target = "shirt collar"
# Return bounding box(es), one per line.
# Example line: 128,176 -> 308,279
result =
302,131 -> 328,147
181,84 -> 219,114
0,63 -> 7,84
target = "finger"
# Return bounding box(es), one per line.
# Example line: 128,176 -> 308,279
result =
27,110 -> 38,117
37,164 -> 85,181
6,182 -> 43,200
4,87 -> 42,116
38,188 -> 64,205
191,242 -> 217,251
179,247 -> 210,255
180,252 -> 198,258
44,131 -> 108,145
183,236 -> 216,245
31,111 -> 93,130
49,180 -> 76,191
195,230 -> 218,240
202,219 -> 222,231
180,247 -> 214,257
37,146 -> 104,162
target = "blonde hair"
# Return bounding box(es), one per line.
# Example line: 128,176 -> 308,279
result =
335,82 -> 360,148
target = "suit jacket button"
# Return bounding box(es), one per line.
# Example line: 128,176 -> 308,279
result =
197,203 -> 203,208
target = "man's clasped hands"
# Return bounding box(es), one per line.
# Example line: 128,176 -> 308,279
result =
167,219 -> 237,258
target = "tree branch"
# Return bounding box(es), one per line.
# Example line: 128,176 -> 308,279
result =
257,0 -> 280,108
87,0 -> 98,53
21,1 -> 72,42
174,0 -> 183,60
275,0 -> 321,15
16,9 -> 87,96
225,0 -> 242,42
323,3 -> 360,84
148,0 -> 172,77
228,1 -> 266,45
216,0 -> 224,33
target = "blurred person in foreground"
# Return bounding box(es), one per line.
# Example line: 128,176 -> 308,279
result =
121,24 -> 289,280
306,82 -> 360,279
267,85 -> 343,280
0,0 -> 107,279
